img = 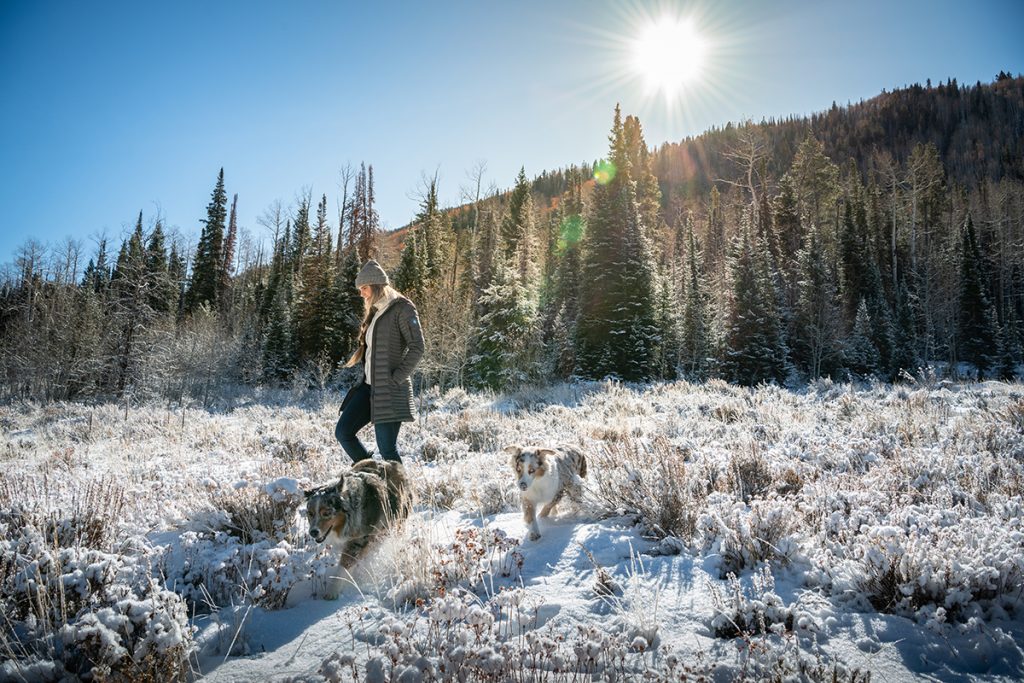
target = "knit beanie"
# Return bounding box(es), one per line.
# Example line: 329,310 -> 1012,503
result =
355,259 -> 390,288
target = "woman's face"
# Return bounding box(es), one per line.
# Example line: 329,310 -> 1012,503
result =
358,285 -> 373,301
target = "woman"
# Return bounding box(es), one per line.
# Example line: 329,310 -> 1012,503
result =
336,259 -> 424,463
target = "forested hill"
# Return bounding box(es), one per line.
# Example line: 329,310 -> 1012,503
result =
527,73 -> 1024,209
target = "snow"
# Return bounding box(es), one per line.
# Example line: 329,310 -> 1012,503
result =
2,380 -> 1024,681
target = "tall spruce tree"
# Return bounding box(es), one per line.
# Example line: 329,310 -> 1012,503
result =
576,105 -> 661,381
294,194 -> 338,366
393,225 -> 427,303
501,168 -> 536,284
792,224 -> 842,379
680,213 -> 713,380
109,215 -> 151,394
185,169 -> 228,313
722,215 -> 789,385
958,214 -> 997,374
890,280 -> 920,378
144,220 -> 175,314
468,257 -> 538,390
845,299 -> 878,378
220,193 -> 238,313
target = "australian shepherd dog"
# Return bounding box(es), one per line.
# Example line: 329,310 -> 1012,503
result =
506,444 -> 587,541
303,459 -> 411,598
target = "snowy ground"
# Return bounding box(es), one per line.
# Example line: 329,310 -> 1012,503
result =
2,378 -> 1024,681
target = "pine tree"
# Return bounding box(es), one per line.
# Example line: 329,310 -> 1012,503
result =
294,194 -> 337,366
789,134 -> 840,236
654,270 -> 679,379
845,299 -> 878,378
680,214 -> 713,380
220,192 -> 239,313
890,280 -> 919,378
722,215 -> 789,385
501,168 -> 536,284
468,258 -> 538,390
291,193 -> 311,271
109,215 -> 151,394
185,169 -> 228,313
167,242 -> 185,317
791,224 -> 842,379
82,238 -> 111,294
576,105 -> 662,381
262,285 -> 294,384
393,225 -> 427,303
958,214 -> 997,374
334,247 -> 364,360
144,220 -> 175,314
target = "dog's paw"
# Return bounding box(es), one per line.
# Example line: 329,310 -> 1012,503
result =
528,530 -> 541,542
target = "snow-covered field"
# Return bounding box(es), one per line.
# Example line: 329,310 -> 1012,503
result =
2,378 -> 1024,682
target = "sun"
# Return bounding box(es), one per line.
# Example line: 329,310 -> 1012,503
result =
632,17 -> 706,97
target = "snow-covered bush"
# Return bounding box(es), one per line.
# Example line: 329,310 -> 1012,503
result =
0,528 -> 193,682
171,478 -> 310,610
588,436 -> 709,542
699,497 -> 802,577
708,566 -> 797,638
207,477 -> 305,545
0,473 -> 126,551
297,590 -> 697,682
726,448 -> 773,502
821,514 -> 1024,622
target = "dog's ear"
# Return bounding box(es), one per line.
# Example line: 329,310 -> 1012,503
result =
536,448 -> 558,465
504,444 -> 523,467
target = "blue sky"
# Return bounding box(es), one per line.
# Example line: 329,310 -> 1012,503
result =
1,0 -> 1022,267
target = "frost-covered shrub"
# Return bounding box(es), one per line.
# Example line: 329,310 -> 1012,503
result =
172,477 -> 309,610
0,530 -> 193,682
415,474 -> 463,510
207,477 -> 305,545
0,473 -> 126,550
699,497 -> 801,577
370,521 -> 524,608
430,526 -> 523,598
822,515 -> 1024,621
726,448 -> 773,502
296,589 -> 703,682
999,396 -> 1024,434
708,566 -> 797,638
589,437 -> 708,541
445,414 -> 503,452
173,529 -> 305,611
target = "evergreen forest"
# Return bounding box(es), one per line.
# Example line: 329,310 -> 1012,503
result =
2,75 -> 1022,402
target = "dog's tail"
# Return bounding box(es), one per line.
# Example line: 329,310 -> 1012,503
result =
578,452 -> 587,479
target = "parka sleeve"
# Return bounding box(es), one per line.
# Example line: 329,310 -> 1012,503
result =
391,301 -> 425,383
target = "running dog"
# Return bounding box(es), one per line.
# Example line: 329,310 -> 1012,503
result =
304,459 -> 411,598
506,444 -> 587,541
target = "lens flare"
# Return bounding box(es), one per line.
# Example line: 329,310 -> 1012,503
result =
558,215 -> 585,252
593,160 -> 617,185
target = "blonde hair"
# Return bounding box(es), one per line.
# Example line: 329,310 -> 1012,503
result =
344,284 -> 402,368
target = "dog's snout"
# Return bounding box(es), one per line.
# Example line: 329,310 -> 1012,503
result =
519,482 -> 528,491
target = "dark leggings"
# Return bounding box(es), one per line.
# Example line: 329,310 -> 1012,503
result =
334,382 -> 402,463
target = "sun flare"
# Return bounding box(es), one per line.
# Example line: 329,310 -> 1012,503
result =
633,17 -> 706,97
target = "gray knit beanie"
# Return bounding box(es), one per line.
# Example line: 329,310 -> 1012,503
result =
355,259 -> 389,288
